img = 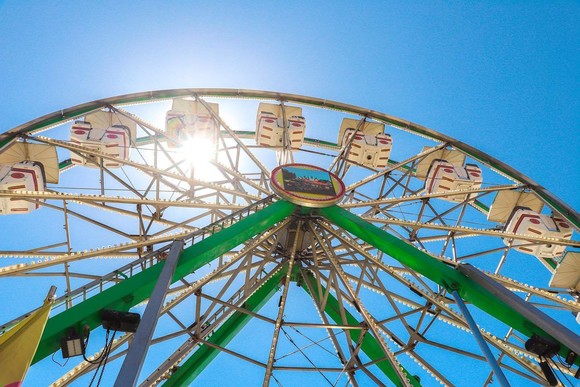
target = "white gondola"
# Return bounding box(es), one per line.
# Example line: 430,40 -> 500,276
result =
424,160 -> 482,202
549,251 -> 580,290
0,161 -> 46,214
338,119 -> 392,169
487,191 -> 543,224
70,111 -> 136,168
504,208 -> 572,258
256,103 -> 305,149
165,99 -> 219,148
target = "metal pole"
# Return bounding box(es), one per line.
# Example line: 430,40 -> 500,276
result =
451,290 -> 510,387
114,240 -> 184,387
45,285 -> 57,303
458,263 -> 580,355
263,220 -> 303,387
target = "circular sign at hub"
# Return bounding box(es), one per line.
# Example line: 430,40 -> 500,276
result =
271,164 -> 345,208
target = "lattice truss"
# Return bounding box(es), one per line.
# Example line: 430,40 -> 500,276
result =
0,90 -> 578,386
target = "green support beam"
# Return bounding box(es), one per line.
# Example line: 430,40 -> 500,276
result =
58,159 -> 72,170
319,205 -> 580,366
164,267 -> 287,386
33,200 -> 295,363
301,271 -> 421,387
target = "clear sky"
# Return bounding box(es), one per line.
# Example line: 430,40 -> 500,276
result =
0,1 -> 578,209
0,1 -> 578,386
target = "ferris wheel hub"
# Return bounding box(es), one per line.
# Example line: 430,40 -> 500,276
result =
270,164 -> 345,208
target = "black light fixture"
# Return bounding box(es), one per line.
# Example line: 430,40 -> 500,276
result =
525,334 -> 560,358
60,327 -> 85,358
525,335 -> 561,386
100,309 -> 141,332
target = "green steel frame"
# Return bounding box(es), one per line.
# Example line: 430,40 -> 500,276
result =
301,271 -> 422,387
28,199 -> 579,385
319,205 -> 580,367
0,88 -> 576,386
163,266 -> 287,386
164,268 -> 425,386
32,200 -> 295,364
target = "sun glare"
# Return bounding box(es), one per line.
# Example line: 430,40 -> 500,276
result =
179,137 -> 220,180
181,137 -> 215,165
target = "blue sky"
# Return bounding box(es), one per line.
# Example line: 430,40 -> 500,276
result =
0,1 -> 578,385
1,1 -> 577,208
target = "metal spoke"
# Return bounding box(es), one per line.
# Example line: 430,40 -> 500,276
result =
263,220 -> 303,386
1,89 -> 577,386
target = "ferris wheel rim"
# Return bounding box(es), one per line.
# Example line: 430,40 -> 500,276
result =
0,89 -> 578,386
2,88 -> 577,227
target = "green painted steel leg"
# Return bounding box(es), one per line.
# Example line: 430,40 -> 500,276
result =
33,200 -> 295,364
301,270 -> 421,387
164,266 -> 287,386
319,205 -> 580,366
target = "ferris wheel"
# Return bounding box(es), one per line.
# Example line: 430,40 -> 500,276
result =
0,89 -> 578,386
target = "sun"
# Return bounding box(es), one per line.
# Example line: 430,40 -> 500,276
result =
179,136 -> 220,180
181,137 -> 215,165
